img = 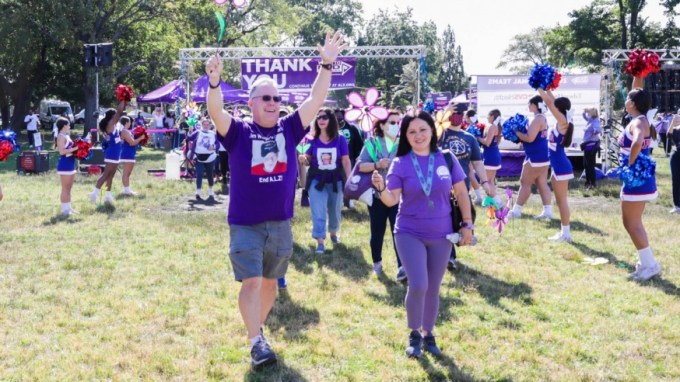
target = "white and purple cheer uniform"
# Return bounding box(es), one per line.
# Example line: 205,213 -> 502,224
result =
618,115 -> 657,201
56,134 -> 76,175
119,129 -> 137,163
104,126 -> 123,164
548,124 -> 574,181
523,114 -> 550,167
482,133 -> 502,170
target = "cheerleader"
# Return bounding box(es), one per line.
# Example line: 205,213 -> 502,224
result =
477,109 -> 502,188
119,116 -> 145,196
89,101 -> 126,204
55,117 -> 79,216
620,76 -> 661,281
508,95 -> 553,219
538,89 -> 574,242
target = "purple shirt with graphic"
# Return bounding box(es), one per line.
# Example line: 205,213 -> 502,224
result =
386,151 -> 467,239
306,135 -> 349,182
217,112 -> 306,225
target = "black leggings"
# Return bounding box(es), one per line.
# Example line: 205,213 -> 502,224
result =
368,196 -> 401,267
217,151 -> 229,178
671,150 -> 680,207
583,148 -> 598,186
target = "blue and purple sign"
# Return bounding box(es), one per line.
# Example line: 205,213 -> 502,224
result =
241,57 -> 356,90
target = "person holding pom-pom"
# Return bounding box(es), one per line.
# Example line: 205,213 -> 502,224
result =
538,89 -> 575,242
55,117 -> 79,216
119,116 -> 145,196
619,75 -> 661,281
476,109 -> 503,189
508,96 -> 553,219
89,100 -> 126,205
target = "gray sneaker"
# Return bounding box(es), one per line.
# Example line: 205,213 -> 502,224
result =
406,330 -> 423,358
423,334 -> 442,356
396,266 -> 407,282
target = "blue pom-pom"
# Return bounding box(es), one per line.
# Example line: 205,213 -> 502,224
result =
612,154 -> 656,188
501,113 -> 528,144
528,64 -> 557,90
0,129 -> 20,152
466,124 -> 482,137
423,100 -> 435,114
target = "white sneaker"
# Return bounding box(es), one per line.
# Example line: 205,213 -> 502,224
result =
372,262 -> 383,275
548,232 -> 572,242
534,212 -> 553,220
349,199 -> 355,209
122,190 -> 137,196
507,210 -> 522,219
104,195 -> 114,205
89,191 -> 98,204
669,206 -> 680,214
473,197 -> 482,206
631,262 -> 662,281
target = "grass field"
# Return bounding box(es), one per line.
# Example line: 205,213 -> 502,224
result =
0,144 -> 678,381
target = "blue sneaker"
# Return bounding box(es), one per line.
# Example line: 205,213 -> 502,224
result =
277,277 -> 287,289
406,330 -> 422,358
330,235 -> 340,244
315,243 -> 325,254
423,334 -> 441,355
251,337 -> 277,369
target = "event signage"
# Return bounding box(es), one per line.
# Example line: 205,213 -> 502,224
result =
241,57 -> 356,90
475,74 -> 602,151
426,92 -> 452,110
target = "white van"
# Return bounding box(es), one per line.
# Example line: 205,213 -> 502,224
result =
39,100 -> 74,127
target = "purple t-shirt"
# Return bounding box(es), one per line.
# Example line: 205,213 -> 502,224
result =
306,135 -> 349,182
217,112 -> 306,225
386,150 -> 467,239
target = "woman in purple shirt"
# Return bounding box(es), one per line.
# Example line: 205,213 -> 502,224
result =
371,111 -> 472,358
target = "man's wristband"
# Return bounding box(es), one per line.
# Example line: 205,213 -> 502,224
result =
209,79 -> 222,89
320,63 -> 333,71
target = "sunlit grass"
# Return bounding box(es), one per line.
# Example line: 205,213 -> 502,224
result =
0,147 -> 678,381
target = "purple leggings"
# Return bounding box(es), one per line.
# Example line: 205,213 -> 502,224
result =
395,232 -> 452,332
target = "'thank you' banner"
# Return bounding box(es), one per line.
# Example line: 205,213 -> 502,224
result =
241,57 -> 356,90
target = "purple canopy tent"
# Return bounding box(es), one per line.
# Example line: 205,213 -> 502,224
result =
137,79 -> 185,103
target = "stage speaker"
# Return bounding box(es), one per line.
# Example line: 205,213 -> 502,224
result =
647,64 -> 680,113
83,43 -> 113,68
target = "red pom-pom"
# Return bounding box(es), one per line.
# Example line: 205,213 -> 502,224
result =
625,49 -> 661,78
476,122 -> 486,135
547,71 -> 562,91
115,84 -> 134,103
87,165 -> 101,175
72,138 -> 93,160
0,140 -> 13,161
133,126 -> 149,146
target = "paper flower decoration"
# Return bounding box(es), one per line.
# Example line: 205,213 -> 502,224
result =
345,88 -> 388,133
133,126 -> 149,146
501,113 -> 529,144
115,84 -> 134,103
72,138 -> 93,160
296,133 -> 314,154
624,49 -> 661,78
528,63 -> 562,90
607,154 -> 656,188
435,109 -> 452,138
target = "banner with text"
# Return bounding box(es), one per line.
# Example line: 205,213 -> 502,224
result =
241,57 -> 356,90
425,92 -> 452,110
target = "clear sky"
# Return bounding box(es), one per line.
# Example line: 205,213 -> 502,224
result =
359,0 -> 674,75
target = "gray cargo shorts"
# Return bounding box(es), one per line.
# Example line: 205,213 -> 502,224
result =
228,220 -> 293,281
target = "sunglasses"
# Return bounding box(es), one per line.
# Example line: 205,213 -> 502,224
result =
316,115 -> 330,121
252,95 -> 282,103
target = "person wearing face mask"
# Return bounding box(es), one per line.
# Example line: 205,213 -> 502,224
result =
358,110 -> 404,280
336,108 -> 364,209
463,110 -> 486,205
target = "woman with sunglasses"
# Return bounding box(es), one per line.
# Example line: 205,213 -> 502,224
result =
299,108 -> 351,254
357,110 -> 404,279
371,111 -> 472,358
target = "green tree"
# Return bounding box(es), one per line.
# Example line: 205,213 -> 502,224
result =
285,0 -> 363,46
497,27 -> 550,74
437,25 -> 467,95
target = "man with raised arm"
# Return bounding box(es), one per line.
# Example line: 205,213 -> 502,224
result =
205,31 -> 347,369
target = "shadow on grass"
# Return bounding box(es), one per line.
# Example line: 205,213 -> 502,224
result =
340,207 -> 369,222
569,241 -> 680,298
417,352 -> 507,382
290,242 -> 371,281
42,214 -> 84,226
243,356 -> 308,382
544,219 -> 607,235
95,203 -> 116,215
267,290 -> 320,341
445,263 -> 533,313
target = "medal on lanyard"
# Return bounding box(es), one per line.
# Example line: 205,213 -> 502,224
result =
410,152 -> 435,209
